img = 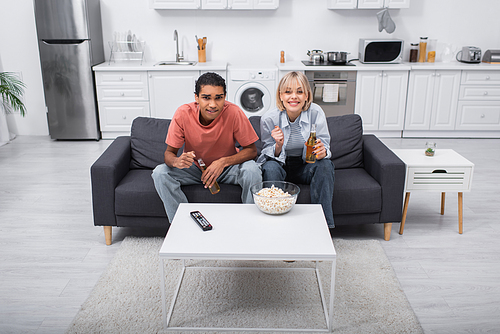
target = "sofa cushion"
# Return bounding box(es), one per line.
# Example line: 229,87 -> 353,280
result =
115,169 -> 166,217
328,114 -> 364,169
296,168 -> 381,215
130,117 -> 170,169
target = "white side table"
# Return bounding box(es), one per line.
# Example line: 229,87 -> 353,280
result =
392,149 -> 474,235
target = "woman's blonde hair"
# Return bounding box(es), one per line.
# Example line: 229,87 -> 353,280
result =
275,71 -> 313,111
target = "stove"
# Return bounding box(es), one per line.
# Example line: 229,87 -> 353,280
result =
301,60 -> 356,66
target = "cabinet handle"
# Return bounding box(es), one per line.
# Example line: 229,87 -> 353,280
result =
122,115 -> 127,120
432,73 -> 436,76
484,91 -> 488,95
481,114 -> 485,118
149,74 -> 152,78
436,73 -> 441,77
120,92 -> 125,96
486,76 -> 490,80
379,73 -> 383,77
119,77 -> 124,81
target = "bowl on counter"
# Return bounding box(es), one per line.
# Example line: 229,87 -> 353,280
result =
250,181 -> 300,215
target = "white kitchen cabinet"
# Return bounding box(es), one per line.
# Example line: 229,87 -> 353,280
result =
150,0 -> 200,9
355,70 -> 408,132
405,70 -> 461,131
328,0 -> 409,9
228,0 -> 278,9
202,0 -> 227,9
151,0 -> 277,9
327,0 -> 410,9
95,71 -> 150,139
384,0 -> 410,8
456,70 -> 500,131
327,0 -> 357,9
149,71 -> 198,119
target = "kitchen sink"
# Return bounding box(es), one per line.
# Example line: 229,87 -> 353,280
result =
154,61 -> 197,66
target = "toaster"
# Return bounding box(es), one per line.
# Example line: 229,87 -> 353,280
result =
457,46 -> 481,63
482,50 -> 500,64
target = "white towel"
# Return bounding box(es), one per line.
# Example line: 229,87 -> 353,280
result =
323,84 -> 339,103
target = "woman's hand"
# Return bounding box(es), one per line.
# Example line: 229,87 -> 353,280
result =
313,139 -> 327,160
271,126 -> 284,157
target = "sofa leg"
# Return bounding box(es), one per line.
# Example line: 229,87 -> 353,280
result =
384,223 -> 392,241
104,226 -> 112,245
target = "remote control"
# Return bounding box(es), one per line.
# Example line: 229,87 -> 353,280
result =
190,211 -> 213,231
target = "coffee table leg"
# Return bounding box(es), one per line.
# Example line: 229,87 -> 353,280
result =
328,259 -> 336,332
458,192 -> 463,234
160,259 -> 167,329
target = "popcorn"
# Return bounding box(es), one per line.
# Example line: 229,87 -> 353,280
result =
254,185 -> 296,214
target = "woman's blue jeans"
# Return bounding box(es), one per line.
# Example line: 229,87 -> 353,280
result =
261,158 -> 335,228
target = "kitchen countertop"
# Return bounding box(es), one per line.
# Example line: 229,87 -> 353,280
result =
93,61 -> 227,71
278,60 -> 500,71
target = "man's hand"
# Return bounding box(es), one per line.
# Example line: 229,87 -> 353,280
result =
271,126 -> 284,156
201,159 -> 225,189
175,151 -> 196,169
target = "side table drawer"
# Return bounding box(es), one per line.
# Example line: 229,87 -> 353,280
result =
406,167 -> 473,191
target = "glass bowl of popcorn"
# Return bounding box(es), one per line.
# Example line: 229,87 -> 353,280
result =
250,181 -> 300,215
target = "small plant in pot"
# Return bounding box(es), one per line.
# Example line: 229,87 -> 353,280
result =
1,72 -> 26,116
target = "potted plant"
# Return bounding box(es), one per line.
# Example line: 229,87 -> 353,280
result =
1,72 -> 26,116
0,72 -> 26,145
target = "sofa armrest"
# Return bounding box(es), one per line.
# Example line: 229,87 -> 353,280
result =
91,136 -> 131,226
362,134 -> 406,223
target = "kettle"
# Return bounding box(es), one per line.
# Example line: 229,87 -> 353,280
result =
307,50 -> 324,63
457,46 -> 481,63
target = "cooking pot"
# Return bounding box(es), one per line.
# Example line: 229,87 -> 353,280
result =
327,51 -> 349,64
307,50 -> 324,63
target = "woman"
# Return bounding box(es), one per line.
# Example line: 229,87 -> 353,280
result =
257,71 -> 335,228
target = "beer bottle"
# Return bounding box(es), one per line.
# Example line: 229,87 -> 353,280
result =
305,124 -> 317,164
197,158 -> 220,194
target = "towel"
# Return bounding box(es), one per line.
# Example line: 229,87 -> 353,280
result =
377,8 -> 396,34
323,84 -> 339,103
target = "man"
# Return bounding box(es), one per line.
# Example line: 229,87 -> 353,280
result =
152,72 -> 262,223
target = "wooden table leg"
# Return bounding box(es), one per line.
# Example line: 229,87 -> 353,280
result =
399,192 -> 410,235
441,192 -> 446,215
458,192 -> 463,234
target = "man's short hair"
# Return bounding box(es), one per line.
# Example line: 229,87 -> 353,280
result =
195,72 -> 227,96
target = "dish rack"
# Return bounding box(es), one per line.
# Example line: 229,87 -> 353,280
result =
108,41 -> 145,65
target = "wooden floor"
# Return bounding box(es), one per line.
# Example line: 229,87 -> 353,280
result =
0,135 -> 499,333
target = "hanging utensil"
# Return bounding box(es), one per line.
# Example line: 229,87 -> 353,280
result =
202,37 -> 207,50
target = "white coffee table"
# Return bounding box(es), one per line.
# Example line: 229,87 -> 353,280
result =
159,203 -> 337,332
392,149 -> 474,235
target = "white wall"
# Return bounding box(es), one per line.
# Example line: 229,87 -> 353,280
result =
1,0 -> 500,136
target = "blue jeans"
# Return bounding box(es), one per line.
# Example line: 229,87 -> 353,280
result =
152,160 -> 262,223
261,158 -> 335,228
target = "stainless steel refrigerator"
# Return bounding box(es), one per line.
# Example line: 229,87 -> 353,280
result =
34,0 -> 104,140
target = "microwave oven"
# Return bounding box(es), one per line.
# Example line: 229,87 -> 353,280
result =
359,39 -> 403,64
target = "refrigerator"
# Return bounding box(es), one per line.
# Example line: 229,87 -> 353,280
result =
34,0 -> 104,140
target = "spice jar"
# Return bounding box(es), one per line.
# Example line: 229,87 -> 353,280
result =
409,43 -> 418,62
418,37 -> 428,62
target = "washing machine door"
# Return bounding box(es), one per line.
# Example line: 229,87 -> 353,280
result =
235,82 -> 271,117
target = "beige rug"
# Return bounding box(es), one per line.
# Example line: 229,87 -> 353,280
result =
66,237 -> 423,333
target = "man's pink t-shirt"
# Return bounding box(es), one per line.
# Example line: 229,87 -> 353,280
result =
166,101 -> 259,167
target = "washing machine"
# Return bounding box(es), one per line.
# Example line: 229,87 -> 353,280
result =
227,65 -> 278,118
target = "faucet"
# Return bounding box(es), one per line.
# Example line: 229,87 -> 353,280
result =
173,30 -> 184,62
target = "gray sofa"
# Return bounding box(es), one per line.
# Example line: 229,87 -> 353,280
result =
91,114 -> 405,245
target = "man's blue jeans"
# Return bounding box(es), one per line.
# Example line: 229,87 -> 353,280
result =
261,158 -> 335,228
152,160 -> 262,223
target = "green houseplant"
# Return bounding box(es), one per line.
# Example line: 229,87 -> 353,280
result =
0,72 -> 26,116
